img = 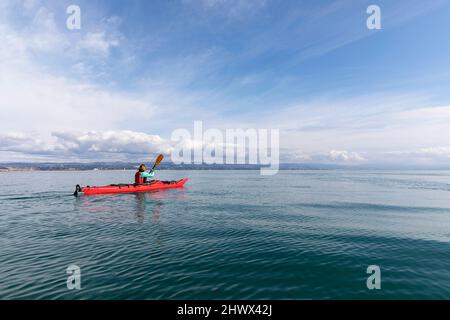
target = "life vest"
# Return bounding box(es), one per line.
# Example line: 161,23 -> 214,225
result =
135,172 -> 147,184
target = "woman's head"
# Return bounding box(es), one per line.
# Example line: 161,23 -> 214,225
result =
138,164 -> 146,172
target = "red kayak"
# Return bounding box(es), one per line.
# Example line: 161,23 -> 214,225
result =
74,178 -> 188,196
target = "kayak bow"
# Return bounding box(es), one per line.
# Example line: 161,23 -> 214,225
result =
74,178 -> 188,196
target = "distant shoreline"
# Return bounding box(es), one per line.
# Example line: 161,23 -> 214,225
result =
1,168 -> 450,172
1,162 -> 450,172
0,168 -> 266,172
0,168 -> 265,172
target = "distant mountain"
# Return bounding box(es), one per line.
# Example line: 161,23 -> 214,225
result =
0,162 -> 449,171
0,161 -> 345,171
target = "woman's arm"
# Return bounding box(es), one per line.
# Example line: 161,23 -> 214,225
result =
140,171 -> 155,178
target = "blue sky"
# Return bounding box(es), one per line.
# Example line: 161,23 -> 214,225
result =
1,0 -> 450,166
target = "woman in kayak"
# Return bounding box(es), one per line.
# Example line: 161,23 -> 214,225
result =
135,164 -> 155,184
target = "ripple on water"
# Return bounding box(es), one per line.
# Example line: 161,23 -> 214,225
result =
1,170 -> 450,299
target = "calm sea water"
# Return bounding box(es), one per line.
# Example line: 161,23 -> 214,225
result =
0,170 -> 449,299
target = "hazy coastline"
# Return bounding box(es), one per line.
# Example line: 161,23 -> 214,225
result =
1,163 -> 450,172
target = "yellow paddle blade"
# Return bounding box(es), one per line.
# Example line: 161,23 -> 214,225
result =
154,154 -> 164,167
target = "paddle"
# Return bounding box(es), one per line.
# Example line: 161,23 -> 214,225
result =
149,153 -> 164,173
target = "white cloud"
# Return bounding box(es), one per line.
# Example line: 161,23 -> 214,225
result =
1,3 -> 122,58
71,62 -> 93,77
183,0 -> 267,19
0,4 -> 215,141
0,61 -> 156,133
0,11 -> 155,135
76,15 -> 123,57
0,131 -> 172,161
27,6 -> 70,53
0,132 -> 56,154
52,130 -> 171,155
415,147 -> 450,158
78,32 -> 120,57
328,150 -> 366,162
387,147 -> 450,161
22,0 -> 40,11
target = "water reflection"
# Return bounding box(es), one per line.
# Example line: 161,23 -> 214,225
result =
134,192 -> 162,224
73,189 -> 188,226
134,193 -> 145,223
